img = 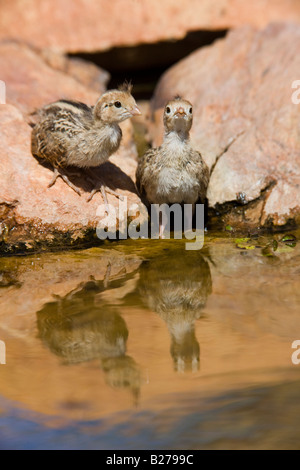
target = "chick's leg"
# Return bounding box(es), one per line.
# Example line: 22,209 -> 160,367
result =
48,168 -> 81,196
158,211 -> 168,239
85,169 -> 124,209
87,185 -> 124,203
184,203 -> 194,233
159,224 -> 165,239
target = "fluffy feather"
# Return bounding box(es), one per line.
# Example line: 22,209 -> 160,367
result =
31,87 -> 141,200
136,98 -> 209,206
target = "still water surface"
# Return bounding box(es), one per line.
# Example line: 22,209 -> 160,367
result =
0,232 -> 299,449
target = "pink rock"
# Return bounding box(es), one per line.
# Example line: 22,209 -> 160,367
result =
0,0 -> 299,53
0,104 -> 142,253
0,42 -> 143,253
0,41 -> 106,115
150,24 -> 300,231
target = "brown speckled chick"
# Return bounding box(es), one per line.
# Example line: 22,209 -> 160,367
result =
31,84 -> 141,204
136,97 -> 209,235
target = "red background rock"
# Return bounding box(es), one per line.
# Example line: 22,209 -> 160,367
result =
150,23 -> 300,230
0,0 -> 299,53
0,42 -> 142,253
0,41 -> 107,114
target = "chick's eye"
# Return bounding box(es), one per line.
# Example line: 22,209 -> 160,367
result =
166,107 -> 171,114
189,107 -> 193,114
114,101 -> 122,108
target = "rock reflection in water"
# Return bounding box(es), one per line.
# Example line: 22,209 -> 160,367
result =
36,270 -> 141,403
0,268 -> 21,288
138,252 -> 212,373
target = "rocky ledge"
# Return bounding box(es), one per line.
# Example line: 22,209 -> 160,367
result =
149,23 -> 300,232
0,0 -> 299,52
0,42 -> 142,254
0,23 -> 300,254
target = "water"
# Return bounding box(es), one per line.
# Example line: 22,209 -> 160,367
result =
0,232 -> 299,449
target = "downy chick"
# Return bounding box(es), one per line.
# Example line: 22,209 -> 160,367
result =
31,83 -> 141,205
136,97 -> 209,236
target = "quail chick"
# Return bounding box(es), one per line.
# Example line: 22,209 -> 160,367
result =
31,84 -> 141,205
136,97 -> 209,236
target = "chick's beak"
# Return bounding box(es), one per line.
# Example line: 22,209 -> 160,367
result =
130,106 -> 142,116
174,107 -> 186,116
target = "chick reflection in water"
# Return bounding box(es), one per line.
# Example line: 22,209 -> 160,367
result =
138,252 -> 212,373
36,275 -> 141,402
